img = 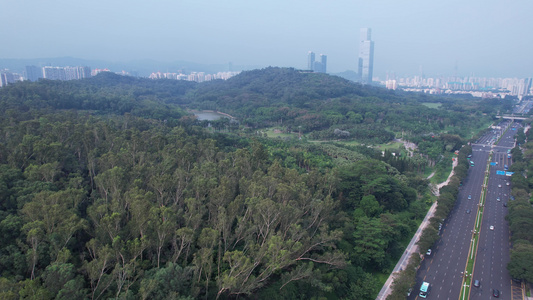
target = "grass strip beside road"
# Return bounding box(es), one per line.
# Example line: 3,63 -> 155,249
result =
430,153 -> 455,184
459,151 -> 492,300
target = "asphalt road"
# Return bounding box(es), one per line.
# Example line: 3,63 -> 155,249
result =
409,120 -> 521,300
470,122 -> 521,300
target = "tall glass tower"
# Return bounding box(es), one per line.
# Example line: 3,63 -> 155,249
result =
307,51 -> 315,71
320,54 -> 327,73
358,28 -> 374,84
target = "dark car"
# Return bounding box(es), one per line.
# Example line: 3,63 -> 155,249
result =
493,289 -> 500,297
466,209 -> 471,214
504,203 -> 507,207
473,279 -> 480,287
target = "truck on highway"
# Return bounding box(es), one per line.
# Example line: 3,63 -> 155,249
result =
419,281 -> 430,298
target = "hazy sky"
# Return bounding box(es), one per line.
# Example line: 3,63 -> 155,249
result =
1,0 -> 532,78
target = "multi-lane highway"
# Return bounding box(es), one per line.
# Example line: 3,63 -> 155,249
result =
409,120 -> 521,299
470,122 -> 518,299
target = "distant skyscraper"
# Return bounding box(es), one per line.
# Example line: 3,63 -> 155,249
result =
313,61 -> 323,73
320,54 -> 327,73
358,28 -> 374,84
307,51 -> 315,71
522,78 -> 532,96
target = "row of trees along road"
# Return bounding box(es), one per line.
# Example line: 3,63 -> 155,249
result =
506,125 -> 533,283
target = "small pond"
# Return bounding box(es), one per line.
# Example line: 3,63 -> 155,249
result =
193,111 -> 227,121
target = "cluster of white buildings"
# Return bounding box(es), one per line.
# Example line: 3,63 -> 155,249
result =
383,76 -> 532,99
0,65 -> 93,87
0,66 -> 241,88
148,71 -> 240,82
0,71 -> 22,87
40,66 -> 91,81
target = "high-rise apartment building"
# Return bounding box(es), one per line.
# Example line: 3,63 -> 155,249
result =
25,65 -> 43,82
42,66 -> 92,81
522,78 -> 532,97
358,28 -> 374,84
0,71 -> 21,87
43,66 -> 67,80
307,51 -> 315,71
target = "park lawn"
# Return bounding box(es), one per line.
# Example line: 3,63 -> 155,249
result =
421,102 -> 442,109
375,141 -> 410,157
263,128 -> 297,139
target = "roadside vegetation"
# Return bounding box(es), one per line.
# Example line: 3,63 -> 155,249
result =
506,125 -> 533,283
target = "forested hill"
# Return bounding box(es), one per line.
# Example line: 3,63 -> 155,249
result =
0,72 -> 196,123
194,67 -> 370,102
1,67 -> 502,143
190,67 -> 401,110
0,67 -> 502,299
188,67 -> 498,141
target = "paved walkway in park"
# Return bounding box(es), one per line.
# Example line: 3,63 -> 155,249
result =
376,158 -> 458,300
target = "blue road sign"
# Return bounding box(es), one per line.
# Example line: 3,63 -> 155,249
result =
490,162 -> 497,166
496,170 -> 506,175
506,172 -> 514,176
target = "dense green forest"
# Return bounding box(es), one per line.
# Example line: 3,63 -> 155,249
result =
0,68 -> 509,299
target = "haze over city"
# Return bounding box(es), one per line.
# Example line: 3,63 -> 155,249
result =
1,0 -> 532,78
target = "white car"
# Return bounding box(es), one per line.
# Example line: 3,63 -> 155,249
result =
506,182 -> 510,186
498,184 -> 502,188
426,249 -> 432,256
490,225 -> 494,230
497,197 -> 500,202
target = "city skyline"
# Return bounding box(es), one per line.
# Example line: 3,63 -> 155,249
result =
1,1 -> 532,78
2,62 -> 531,100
